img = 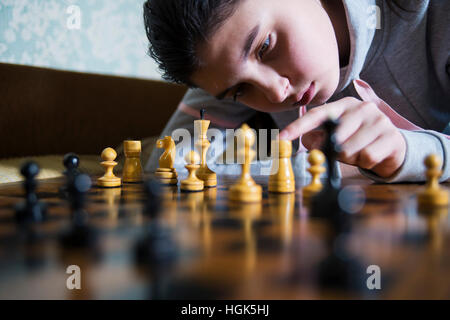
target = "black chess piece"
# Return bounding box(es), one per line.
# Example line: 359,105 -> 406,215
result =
135,223 -> 178,270
134,180 -> 178,299
60,153 -> 81,196
134,222 -> 179,299
63,153 -> 80,177
317,236 -> 365,290
15,161 -> 47,224
142,179 -> 162,218
60,173 -> 98,248
310,118 -> 349,235
309,119 -> 364,291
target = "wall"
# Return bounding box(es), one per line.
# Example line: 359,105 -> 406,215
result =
0,0 -> 163,80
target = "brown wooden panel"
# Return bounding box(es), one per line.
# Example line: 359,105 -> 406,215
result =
0,63 -> 188,158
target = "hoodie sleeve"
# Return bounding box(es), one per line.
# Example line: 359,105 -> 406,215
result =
359,129 -> 450,182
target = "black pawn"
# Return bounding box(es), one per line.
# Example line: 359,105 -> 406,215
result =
135,223 -> 178,271
134,222 -> 179,299
63,153 -> 80,177
310,118 -> 349,236
310,119 -> 363,291
317,237 -> 365,291
60,153 -> 80,196
15,161 -> 47,224
136,180 -> 177,267
60,173 -> 97,248
135,180 -> 178,299
143,179 -> 162,218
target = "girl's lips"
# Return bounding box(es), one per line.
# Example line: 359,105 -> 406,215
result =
293,82 -> 315,107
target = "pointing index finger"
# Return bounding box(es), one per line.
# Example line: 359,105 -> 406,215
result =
279,98 -> 359,141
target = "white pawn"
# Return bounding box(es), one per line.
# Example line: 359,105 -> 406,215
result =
268,139 -> 295,193
98,147 -> 121,188
229,124 -> 262,202
180,151 -> 204,192
418,154 -> 448,209
302,149 -> 326,199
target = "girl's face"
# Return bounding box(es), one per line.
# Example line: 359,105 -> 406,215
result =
191,0 -> 343,113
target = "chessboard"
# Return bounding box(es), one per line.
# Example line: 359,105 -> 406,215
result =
0,172 -> 449,299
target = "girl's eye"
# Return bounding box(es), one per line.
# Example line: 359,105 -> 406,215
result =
258,34 -> 271,59
233,84 -> 245,101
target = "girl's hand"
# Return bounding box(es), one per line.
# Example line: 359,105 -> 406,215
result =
279,97 -> 406,178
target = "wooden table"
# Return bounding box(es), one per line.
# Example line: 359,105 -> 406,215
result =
0,175 -> 449,299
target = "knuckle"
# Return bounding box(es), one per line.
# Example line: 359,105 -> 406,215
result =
360,101 -> 377,113
340,149 -> 354,161
376,115 -> 392,128
359,149 -> 380,169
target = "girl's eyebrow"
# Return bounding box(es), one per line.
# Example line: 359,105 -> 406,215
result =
215,24 -> 260,100
242,24 -> 260,60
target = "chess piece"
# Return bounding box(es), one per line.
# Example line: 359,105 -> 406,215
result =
63,153 -> 80,177
122,140 -> 143,183
97,147 -> 121,188
302,149 -> 326,199
15,161 -> 47,224
268,139 -> 295,193
317,241 -> 365,291
418,154 -> 449,210
155,136 -> 178,185
229,124 -> 262,202
143,179 -> 162,219
60,173 -> 98,248
134,180 -> 178,299
60,153 -> 80,195
308,119 -> 364,291
310,118 -> 348,234
135,223 -> 179,271
134,222 -> 179,299
194,109 -> 217,187
180,151 -> 204,192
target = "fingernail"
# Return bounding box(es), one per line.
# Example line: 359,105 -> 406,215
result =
279,131 -> 288,140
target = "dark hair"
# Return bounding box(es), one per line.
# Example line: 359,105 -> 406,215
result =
144,0 -> 417,86
143,0 -> 241,87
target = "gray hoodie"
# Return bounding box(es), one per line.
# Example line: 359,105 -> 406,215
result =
146,0 -> 450,182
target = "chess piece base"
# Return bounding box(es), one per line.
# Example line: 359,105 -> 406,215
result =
97,176 -> 121,188
158,178 -> 178,185
123,177 -> 143,183
197,170 -> 217,188
180,180 -> 204,192
268,179 -> 295,193
302,185 -> 322,202
155,170 -> 178,179
229,184 -> 262,202
418,189 -> 449,208
156,168 -> 178,185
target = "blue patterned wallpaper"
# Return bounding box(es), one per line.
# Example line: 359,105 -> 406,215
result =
0,0 -> 162,80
